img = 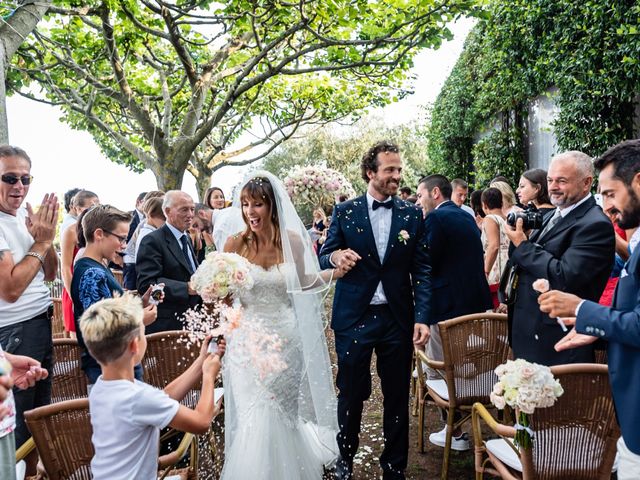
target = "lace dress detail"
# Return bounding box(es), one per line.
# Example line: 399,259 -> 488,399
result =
221,263 -> 336,479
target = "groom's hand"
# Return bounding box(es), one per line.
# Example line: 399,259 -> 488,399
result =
330,249 -> 361,274
413,323 -> 430,347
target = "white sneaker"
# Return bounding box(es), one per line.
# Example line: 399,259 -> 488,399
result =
428,426 -> 470,451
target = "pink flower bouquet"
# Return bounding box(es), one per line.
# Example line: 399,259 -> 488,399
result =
490,359 -> 564,448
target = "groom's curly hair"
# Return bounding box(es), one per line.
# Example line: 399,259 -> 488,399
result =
239,177 -> 283,261
360,140 -> 400,182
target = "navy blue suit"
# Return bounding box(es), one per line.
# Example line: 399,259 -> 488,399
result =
425,201 -> 492,323
576,244 -> 640,455
319,195 -> 431,477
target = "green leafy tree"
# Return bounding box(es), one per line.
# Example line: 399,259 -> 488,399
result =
10,0 -> 478,198
262,115 -> 430,194
429,1 -> 640,187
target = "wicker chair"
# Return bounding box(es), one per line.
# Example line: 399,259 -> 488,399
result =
415,312 -> 510,479
51,338 -> 88,403
110,268 -> 124,288
19,398 -> 197,480
143,330 -> 203,408
472,363 -> 619,480
51,297 -> 67,339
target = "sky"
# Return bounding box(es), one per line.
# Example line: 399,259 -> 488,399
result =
7,17 -> 474,211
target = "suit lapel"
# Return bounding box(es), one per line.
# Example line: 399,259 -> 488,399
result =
355,196 -> 381,264
538,197 -> 596,243
383,197 -> 405,264
162,225 -> 193,274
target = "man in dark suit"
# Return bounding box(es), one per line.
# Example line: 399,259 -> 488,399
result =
539,140 -> 640,478
416,174 -> 493,449
319,141 -> 431,480
122,191 -> 147,289
136,190 -> 200,334
505,151 -> 615,365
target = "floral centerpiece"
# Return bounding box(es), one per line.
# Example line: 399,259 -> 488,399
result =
490,359 -> 564,449
284,166 -> 356,210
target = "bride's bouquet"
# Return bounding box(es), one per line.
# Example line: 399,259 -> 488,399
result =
490,359 -> 564,448
190,252 -> 254,303
183,252 -> 287,378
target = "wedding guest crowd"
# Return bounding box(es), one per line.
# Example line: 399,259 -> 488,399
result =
1,134 -> 640,479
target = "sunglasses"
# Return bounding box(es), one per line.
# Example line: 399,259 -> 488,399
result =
103,229 -> 127,244
1,174 -> 33,185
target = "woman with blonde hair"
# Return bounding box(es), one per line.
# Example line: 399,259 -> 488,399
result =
490,180 -> 521,217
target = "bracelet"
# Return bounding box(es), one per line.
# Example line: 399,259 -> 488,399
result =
25,251 -> 45,268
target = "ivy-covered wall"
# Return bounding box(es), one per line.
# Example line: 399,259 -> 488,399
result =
428,1 -> 640,187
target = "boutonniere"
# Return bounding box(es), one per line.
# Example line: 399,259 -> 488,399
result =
398,230 -> 410,244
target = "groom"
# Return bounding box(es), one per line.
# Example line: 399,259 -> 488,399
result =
320,141 -> 432,480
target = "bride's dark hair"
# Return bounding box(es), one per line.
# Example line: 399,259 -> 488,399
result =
239,176 -> 283,260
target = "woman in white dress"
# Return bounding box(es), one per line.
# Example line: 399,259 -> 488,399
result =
221,171 -> 343,479
481,187 -> 510,309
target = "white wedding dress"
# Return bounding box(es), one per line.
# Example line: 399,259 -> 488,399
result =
220,263 -> 338,479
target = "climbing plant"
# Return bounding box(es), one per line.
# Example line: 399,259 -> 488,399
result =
428,1 -> 640,188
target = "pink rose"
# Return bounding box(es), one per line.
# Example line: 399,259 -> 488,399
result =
532,278 -> 550,294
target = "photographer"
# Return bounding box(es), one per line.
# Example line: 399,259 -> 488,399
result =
504,151 -> 615,365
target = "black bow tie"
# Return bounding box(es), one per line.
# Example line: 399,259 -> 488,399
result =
372,200 -> 393,211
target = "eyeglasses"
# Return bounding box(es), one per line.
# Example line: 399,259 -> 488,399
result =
1,174 -> 33,186
103,229 -> 127,244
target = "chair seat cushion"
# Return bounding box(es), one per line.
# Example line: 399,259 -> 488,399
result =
426,379 -> 449,401
486,438 -> 522,472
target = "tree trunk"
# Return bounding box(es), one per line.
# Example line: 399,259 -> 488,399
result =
195,167 -> 213,203
0,51 -> 8,143
154,165 -> 186,193
0,0 -> 52,143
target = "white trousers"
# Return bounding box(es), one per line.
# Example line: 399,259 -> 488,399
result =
618,437 -> 640,480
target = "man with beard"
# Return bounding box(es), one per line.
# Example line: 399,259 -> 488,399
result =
320,140 -> 431,480
504,151 -> 615,365
539,140 -> 640,479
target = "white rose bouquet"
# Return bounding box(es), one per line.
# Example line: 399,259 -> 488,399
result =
490,359 -> 564,448
190,252 -> 254,303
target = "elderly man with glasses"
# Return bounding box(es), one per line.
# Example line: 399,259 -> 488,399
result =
0,145 -> 56,475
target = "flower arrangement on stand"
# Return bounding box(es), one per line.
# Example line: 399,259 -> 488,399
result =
284,166 -> 355,213
490,359 -> 564,449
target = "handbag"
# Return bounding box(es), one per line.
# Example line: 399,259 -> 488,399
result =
498,260 -> 519,305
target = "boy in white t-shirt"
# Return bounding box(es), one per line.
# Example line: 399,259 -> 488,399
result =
80,294 -> 224,480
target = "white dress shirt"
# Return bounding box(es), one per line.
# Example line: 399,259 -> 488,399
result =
366,192 -> 393,305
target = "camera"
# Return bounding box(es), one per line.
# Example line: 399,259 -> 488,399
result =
506,202 -> 544,230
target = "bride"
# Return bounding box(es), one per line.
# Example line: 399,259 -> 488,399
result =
221,171 -> 343,478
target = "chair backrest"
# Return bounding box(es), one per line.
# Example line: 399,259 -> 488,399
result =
439,313 -> 510,406
521,363 -> 619,480
51,297 -> 67,339
143,330 -> 201,407
110,268 -> 124,288
51,339 -> 88,403
24,399 -> 94,480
